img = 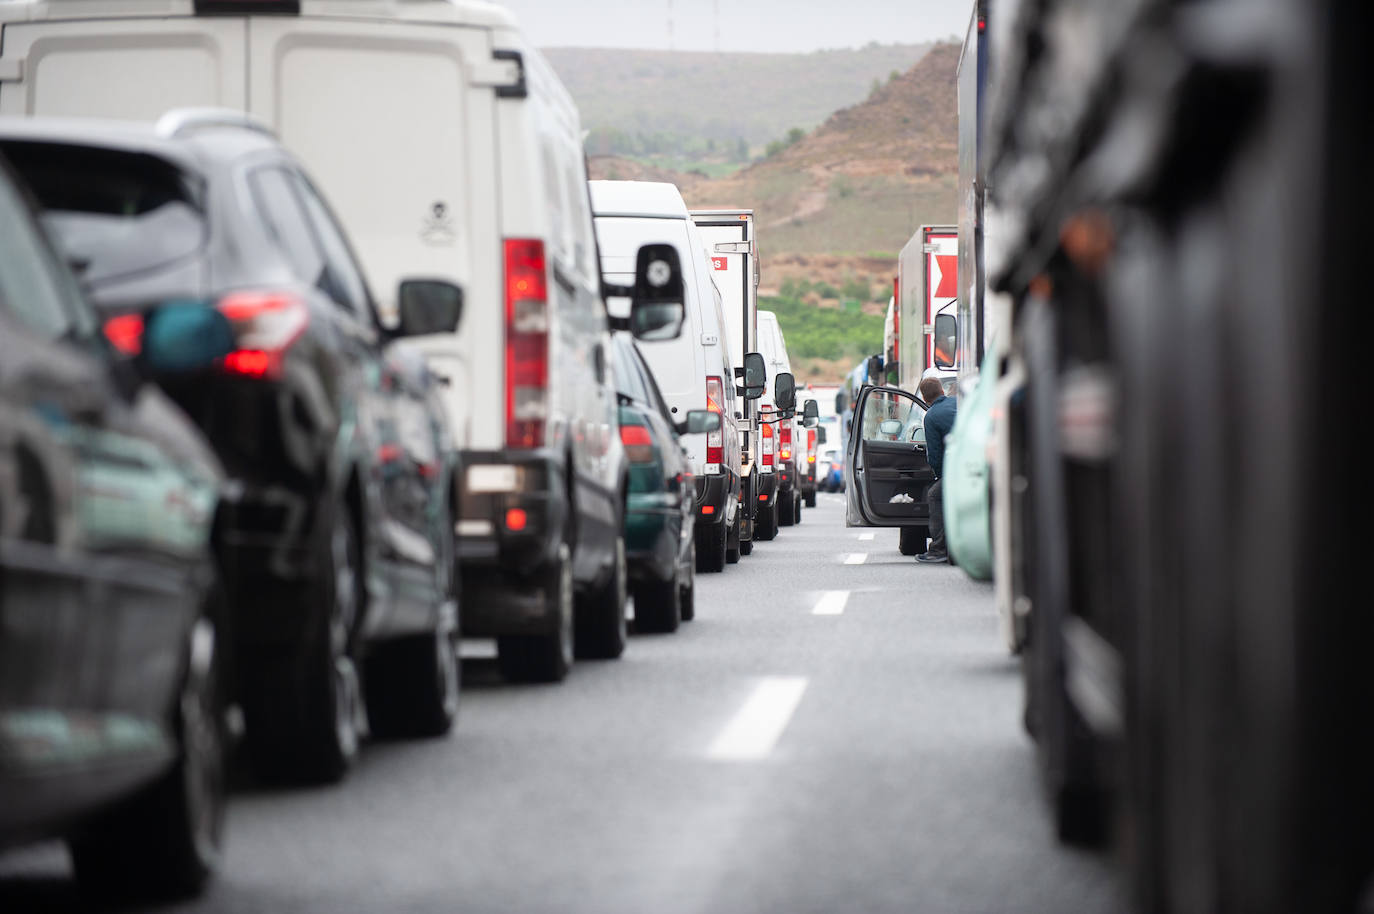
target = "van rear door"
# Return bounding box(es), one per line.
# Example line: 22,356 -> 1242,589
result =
247,18 -> 498,447
0,17 -> 246,117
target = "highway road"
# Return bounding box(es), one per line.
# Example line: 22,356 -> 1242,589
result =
0,493 -> 1123,913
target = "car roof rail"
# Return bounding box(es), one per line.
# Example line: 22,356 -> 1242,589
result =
155,108 -> 276,140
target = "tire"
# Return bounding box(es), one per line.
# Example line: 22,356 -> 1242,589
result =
634,572 -> 681,634
739,535 -> 753,556
795,494 -> 804,524
497,542 -> 573,683
679,557 -> 696,622
246,499 -> 363,784
365,620 -> 460,738
696,520 -> 727,573
725,512 -> 741,564
899,525 -> 928,556
779,491 -> 796,527
70,613 -> 226,901
366,511 -> 460,737
574,535 -> 628,659
756,502 -> 777,540
805,489 -> 817,508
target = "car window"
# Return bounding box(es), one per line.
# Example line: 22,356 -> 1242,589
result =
611,336 -> 648,402
861,389 -> 925,442
291,171 -> 373,320
0,162 -> 98,342
0,140 -> 206,293
250,167 -> 325,289
630,342 -> 676,425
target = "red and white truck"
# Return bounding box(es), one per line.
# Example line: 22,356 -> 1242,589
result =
896,225 -> 959,396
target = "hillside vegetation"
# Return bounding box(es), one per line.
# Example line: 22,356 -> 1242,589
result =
577,43 -> 963,379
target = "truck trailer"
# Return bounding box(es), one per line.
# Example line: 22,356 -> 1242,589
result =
897,224 -> 959,396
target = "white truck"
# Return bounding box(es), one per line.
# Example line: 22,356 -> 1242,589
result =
689,209 -> 768,550
897,224 -> 959,397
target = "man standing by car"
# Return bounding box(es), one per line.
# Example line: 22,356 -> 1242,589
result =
917,375 -> 957,563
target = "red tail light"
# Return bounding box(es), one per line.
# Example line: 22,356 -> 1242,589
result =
505,239 -> 548,448
103,313 -> 145,356
620,423 -> 655,463
705,376 -> 724,469
216,290 -> 309,380
761,421 -> 774,467
779,424 -> 792,461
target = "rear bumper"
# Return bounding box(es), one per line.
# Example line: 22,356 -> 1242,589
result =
756,471 -> 778,507
693,473 -> 730,527
456,450 -> 567,637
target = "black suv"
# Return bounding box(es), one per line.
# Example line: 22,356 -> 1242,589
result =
0,112 -> 464,783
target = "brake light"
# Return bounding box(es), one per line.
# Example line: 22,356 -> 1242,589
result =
705,376 -> 724,469
505,239 -> 548,448
779,424 -> 792,461
216,290 -> 309,380
103,313 -> 145,356
620,423 -> 655,464
761,421 -> 774,467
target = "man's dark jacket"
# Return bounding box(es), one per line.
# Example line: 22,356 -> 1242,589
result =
923,394 -> 957,478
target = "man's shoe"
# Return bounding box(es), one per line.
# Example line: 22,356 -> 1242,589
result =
916,551 -> 948,564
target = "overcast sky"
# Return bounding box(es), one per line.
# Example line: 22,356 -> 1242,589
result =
491,1 -> 975,53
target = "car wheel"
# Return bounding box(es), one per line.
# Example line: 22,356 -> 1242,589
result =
246,500 -> 363,784
680,551 -> 696,622
756,502 -> 777,540
899,525 -> 928,556
574,534 -> 628,659
696,520 -> 727,573
725,512 -> 741,564
779,491 -> 796,527
70,613 -> 226,901
498,542 -> 573,683
365,610 -> 460,738
739,534 -> 753,556
634,571 -> 681,634
805,489 -> 817,508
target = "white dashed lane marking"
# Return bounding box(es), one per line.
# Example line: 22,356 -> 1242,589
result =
812,591 -> 849,616
844,553 -> 868,565
707,677 -> 809,761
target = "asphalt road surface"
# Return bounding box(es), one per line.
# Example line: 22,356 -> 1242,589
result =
0,492 -> 1124,914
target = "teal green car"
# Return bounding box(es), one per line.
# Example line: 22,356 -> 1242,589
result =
611,335 -> 718,634
944,335 -> 999,580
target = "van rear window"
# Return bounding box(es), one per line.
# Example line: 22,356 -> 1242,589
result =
0,141 -> 206,290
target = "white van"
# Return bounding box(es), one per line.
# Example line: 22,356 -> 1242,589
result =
589,180 -> 746,571
0,0 -> 683,683
757,310 -> 803,531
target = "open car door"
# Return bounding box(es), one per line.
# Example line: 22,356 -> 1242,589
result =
844,385 -> 935,530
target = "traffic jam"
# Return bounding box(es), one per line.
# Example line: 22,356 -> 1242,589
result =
0,1 -> 1367,913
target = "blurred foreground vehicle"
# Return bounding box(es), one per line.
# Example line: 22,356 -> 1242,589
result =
0,155 -> 230,899
0,114 -> 463,784
610,335 -> 718,632
984,0 -> 1372,909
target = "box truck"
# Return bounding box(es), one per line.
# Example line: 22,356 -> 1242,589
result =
897,224 -> 959,396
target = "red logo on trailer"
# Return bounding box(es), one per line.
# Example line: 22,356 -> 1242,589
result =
712,257 -> 728,271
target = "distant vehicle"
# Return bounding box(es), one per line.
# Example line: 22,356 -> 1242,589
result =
0,153 -> 230,899
757,310 -> 803,529
0,0 -> 689,684
0,112 -> 466,781
691,209 -> 766,547
590,180 -> 746,572
816,445 -> 844,493
897,224 -> 958,396
609,333 -> 717,632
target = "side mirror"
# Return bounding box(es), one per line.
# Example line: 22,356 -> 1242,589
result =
866,354 -> 884,383
878,418 -> 903,437
933,313 -> 957,370
742,352 -> 766,400
835,391 -> 847,413
802,399 -> 819,427
141,302 -> 235,374
816,426 -> 828,444
682,409 -> 721,436
629,243 -> 685,342
774,371 -> 796,412
397,279 -> 463,336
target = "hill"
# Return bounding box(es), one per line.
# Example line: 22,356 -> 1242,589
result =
585,42 -> 964,380
544,43 -> 930,156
